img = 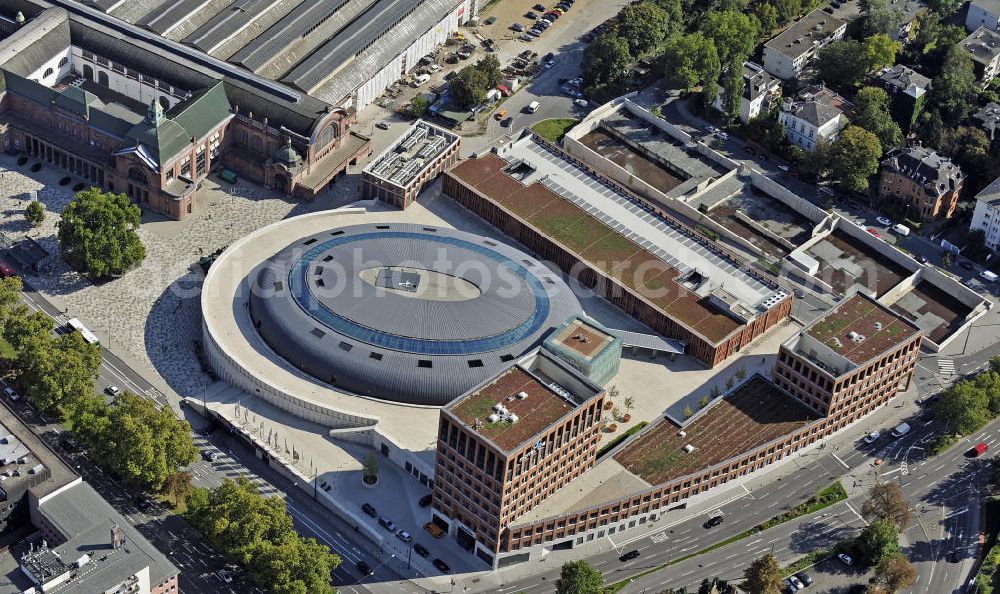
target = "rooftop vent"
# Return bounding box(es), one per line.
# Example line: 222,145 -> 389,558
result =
683,444 -> 695,453
832,337 -> 842,348
487,413 -> 500,423
875,321 -> 883,330
517,391 -> 528,400
508,413 -> 519,424
848,331 -> 866,343
677,430 -> 687,437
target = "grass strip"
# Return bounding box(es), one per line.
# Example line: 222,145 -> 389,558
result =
602,481 -> 846,593
597,421 -> 648,459
531,118 -> 578,143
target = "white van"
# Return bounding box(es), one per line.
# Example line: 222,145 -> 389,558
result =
890,422 -> 911,438
891,223 -> 910,236
526,100 -> 540,113
412,74 -> 431,87
981,270 -> 998,283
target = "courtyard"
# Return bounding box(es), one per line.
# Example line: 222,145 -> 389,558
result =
805,229 -> 910,297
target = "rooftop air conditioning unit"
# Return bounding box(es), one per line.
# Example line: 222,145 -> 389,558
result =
517,391 -> 528,400
507,414 -> 519,424
683,444 -> 695,453
487,414 -> 499,423
677,430 -> 687,437
875,322 -> 883,330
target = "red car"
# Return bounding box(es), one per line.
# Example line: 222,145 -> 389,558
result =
972,442 -> 989,457
867,228 -> 881,239
0,260 -> 14,278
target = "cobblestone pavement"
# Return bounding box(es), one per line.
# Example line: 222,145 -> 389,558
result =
0,153 -> 364,399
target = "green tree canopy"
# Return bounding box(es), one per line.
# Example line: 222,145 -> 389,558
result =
476,54 -> 503,87
583,34 -> 633,92
617,1 -> 676,56
774,0 -> 801,23
743,553 -> 782,594
16,331 -> 99,414
721,56 -> 746,123
864,34 -> 900,72
856,518 -> 900,565
816,40 -> 869,88
662,33 -> 720,91
830,126 -> 882,192
556,560 -> 603,594
450,66 -> 490,109
862,482 -> 911,529
929,45 -> 978,125
859,0 -> 904,37
755,2 -> 779,31
873,553 -> 918,593
702,10 -> 760,64
57,188 -> 145,279
935,378 -> 993,434
25,201 -> 44,228
854,86 -> 903,151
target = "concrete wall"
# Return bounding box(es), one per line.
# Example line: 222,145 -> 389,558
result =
734,210 -> 797,252
746,168 -> 829,223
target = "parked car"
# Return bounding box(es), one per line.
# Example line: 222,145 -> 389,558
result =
378,516 -> 397,532
0,260 -> 14,278
419,494 -> 433,507
890,422 -> 911,438
795,573 -> 813,586
3,386 -> 19,401
104,385 -> 122,397
501,116 -> 514,127
916,255 -> 929,264
867,228 -> 881,239
534,3 -> 546,10
375,122 -> 390,130
396,529 -> 413,543
202,449 -> 220,462
718,131 -> 729,140
424,522 -> 445,538
574,98 -> 589,107
703,515 -> 724,528
512,23 -> 524,32
876,216 -> 892,226
357,560 -> 372,576
778,164 -> 790,171
785,578 -> 800,592
618,549 -> 640,562
362,502 -> 377,517
433,558 -> 451,572
413,543 -> 430,557
525,11 -> 537,18
789,575 -> 805,590
838,553 -> 854,566
217,569 -> 233,583
863,431 -> 880,444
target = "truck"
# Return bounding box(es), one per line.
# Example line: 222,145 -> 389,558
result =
981,270 -> 998,283
526,100 -> 540,113
891,223 -> 910,236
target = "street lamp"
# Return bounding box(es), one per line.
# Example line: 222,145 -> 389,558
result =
359,553 -> 395,583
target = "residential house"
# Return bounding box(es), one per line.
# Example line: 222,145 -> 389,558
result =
878,145 -> 964,221
877,64 -> 930,130
974,102 -> 1000,140
777,87 -> 848,150
959,27 -> 1000,85
971,175 -> 1000,250
967,0 -> 1000,33
712,61 -> 782,123
763,10 -> 846,79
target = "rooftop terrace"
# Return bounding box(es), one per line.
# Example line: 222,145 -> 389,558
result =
448,365 -> 578,453
448,137 -> 784,344
548,318 -> 615,362
613,375 -> 819,486
804,293 -> 920,366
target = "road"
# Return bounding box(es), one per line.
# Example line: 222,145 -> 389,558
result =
9,273 -> 426,593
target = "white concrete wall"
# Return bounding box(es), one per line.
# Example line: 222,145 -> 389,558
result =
971,193 -> 1000,250
26,46 -> 71,87
968,1 -> 1000,32
746,169 -> 829,222
70,46 -> 189,108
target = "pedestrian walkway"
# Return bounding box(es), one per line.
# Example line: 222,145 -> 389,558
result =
938,358 -> 956,376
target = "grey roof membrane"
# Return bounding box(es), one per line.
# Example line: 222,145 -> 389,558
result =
248,223 -> 582,406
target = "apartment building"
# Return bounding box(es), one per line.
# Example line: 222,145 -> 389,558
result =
971,175 -> 1000,251
878,145 -> 964,221
763,10 -> 846,79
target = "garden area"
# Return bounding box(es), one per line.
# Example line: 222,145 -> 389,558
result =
531,118 -> 578,143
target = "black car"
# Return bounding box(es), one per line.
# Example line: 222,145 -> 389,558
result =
419,494 -> 433,507
960,261 -> 975,270
357,561 -> 373,576
501,116 -> 514,127
362,502 -> 377,517
533,3 -> 546,10
916,255 -> 929,264
525,11 -> 537,18
795,573 -> 812,586
433,558 -> 451,573
618,549 -> 640,562
703,515 -> 724,529
414,543 -> 430,557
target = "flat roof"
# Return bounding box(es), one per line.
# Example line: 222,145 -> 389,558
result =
364,120 -> 458,188
447,139 -> 783,345
448,366 -> 574,453
804,293 -> 920,365
961,27 -> 1000,65
0,401 -> 76,500
549,318 -> 615,361
613,375 -> 819,486
765,9 -> 846,59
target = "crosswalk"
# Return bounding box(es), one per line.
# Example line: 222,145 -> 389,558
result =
938,359 -> 956,376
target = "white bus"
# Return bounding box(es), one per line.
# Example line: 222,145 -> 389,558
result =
66,318 -> 100,346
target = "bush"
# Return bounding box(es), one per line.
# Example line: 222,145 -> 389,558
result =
58,176 -> 71,186
597,421 -> 649,458
30,163 -> 41,172
696,225 -> 719,241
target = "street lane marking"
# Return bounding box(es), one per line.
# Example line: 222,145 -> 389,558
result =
832,453 -> 850,469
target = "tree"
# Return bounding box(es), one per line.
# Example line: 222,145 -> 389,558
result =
16,331 -> 100,415
583,34 -> 633,95
57,188 -> 145,279
816,40 -> 869,88
617,1 -> 675,56
856,518 -> 900,564
477,54 -> 503,88
855,87 -> 903,151
25,201 -> 44,228
830,126 -> 882,193
929,46 -> 977,126
721,56 -> 746,124
3,309 -> 53,354
411,95 -> 429,117
755,2 -> 779,32
162,470 -> 194,506
872,553 -> 918,593
862,483 -> 911,529
556,560 -> 603,594
859,0 -> 904,38
702,11 -> 760,65
926,0 -> 963,15
698,396 -> 710,408
774,0 -> 801,23
450,66 -> 490,109
743,553 -> 782,594
934,378 -> 993,434
662,33 -> 720,92
799,140 -> 833,181
864,34 -> 900,72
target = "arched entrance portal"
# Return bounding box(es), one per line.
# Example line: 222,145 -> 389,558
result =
83,65 -> 93,81
274,174 -> 287,193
